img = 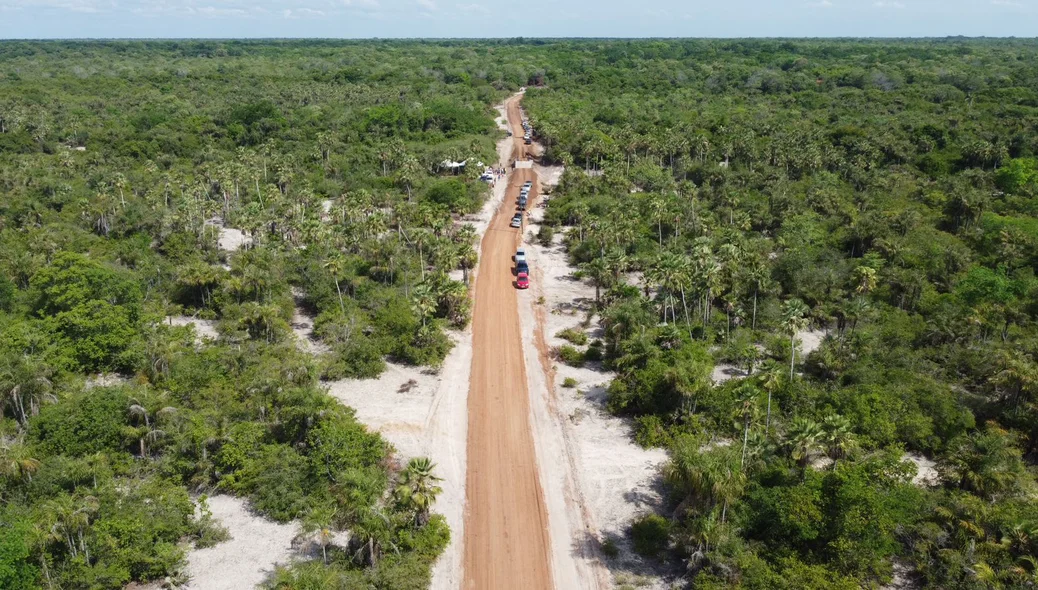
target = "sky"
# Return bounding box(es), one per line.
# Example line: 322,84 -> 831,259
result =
0,0 -> 1036,39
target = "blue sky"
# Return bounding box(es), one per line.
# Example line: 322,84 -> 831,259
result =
0,0 -> 1035,39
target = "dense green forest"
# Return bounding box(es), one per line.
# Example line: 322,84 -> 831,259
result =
3,38 -> 1038,589
523,39 -> 1038,589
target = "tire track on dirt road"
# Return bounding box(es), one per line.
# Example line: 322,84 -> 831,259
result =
462,94 -> 554,590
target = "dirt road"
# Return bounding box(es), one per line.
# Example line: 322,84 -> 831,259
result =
463,95 -> 554,590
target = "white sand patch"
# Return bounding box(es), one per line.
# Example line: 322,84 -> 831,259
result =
327,363 -> 441,459
519,201 -> 671,589
797,328 -> 827,356
184,495 -> 300,590
85,373 -> 129,389
535,163 -> 565,190
493,104 -> 509,132
290,306 -> 329,355
882,561 -> 918,589
166,315 -> 219,342
905,452 -> 939,487
712,363 -> 748,385
809,454 -> 834,471
204,218 -> 252,252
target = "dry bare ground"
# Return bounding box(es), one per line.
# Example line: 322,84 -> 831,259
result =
165,315 -> 219,343
183,496 -> 299,590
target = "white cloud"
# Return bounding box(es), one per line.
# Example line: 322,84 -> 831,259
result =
456,2 -> 487,13
198,5 -> 248,16
416,0 -> 435,10
283,6 -> 324,17
807,0 -> 833,7
990,0 -> 1022,6
873,0 -> 905,7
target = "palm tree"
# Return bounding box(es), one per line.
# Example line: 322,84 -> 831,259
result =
396,154 -> 423,201
45,494 -> 99,561
746,260 -> 772,331
941,423 -> 1026,500
853,265 -> 878,295
0,443 -> 41,483
785,417 -> 824,471
410,283 -> 437,329
299,507 -> 336,564
394,457 -> 444,526
734,383 -> 761,469
581,258 -> 612,306
781,298 -> 810,380
350,506 -> 397,567
993,350 -> 1038,409
128,402 -> 176,458
759,360 -> 784,436
1,358 -> 55,427
821,414 -> 856,461
322,254 -> 348,315
647,195 -> 668,247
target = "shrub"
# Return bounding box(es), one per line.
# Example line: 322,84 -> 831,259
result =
555,345 -> 585,367
562,377 -> 578,388
193,496 -> 231,549
320,337 -> 386,380
634,415 -> 671,448
537,224 -> 555,246
31,387 -> 132,457
600,536 -> 620,559
585,340 -> 604,362
557,328 -> 588,345
629,513 -> 672,558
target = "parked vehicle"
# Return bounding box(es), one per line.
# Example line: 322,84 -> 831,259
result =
524,138 -> 532,145
516,272 -> 530,289
510,214 -> 522,228
514,248 -> 526,263
516,260 -> 529,275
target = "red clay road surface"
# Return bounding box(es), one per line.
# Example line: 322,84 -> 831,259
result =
462,94 -> 554,590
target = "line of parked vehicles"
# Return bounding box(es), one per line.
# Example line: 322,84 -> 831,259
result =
512,179 -> 533,289
522,117 -> 533,145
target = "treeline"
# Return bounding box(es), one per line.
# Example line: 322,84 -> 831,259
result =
525,39 -> 1038,588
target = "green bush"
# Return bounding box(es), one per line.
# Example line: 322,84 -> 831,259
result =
555,345 -> 585,367
537,224 -> 555,246
31,386 -> 132,457
562,377 -> 578,388
634,414 -> 672,448
320,337 -> 387,380
629,513 -> 672,558
557,328 -> 588,345
31,252 -> 143,372
585,340 -> 604,362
